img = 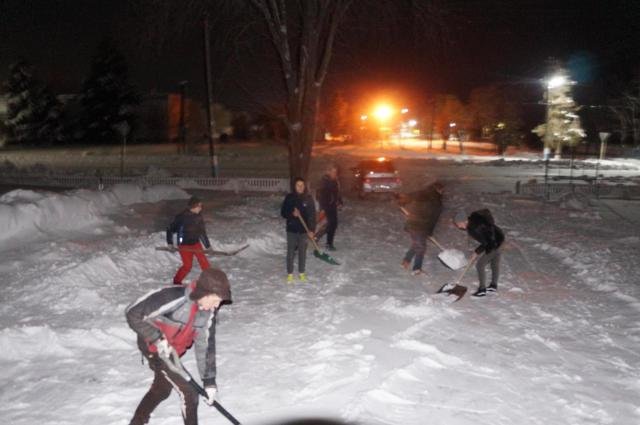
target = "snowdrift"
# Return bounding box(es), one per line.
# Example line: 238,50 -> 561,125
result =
0,184 -> 189,246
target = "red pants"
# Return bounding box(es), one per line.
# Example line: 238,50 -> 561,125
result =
173,243 -> 210,285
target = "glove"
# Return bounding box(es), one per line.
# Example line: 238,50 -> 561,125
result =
204,386 -> 218,405
155,338 -> 175,359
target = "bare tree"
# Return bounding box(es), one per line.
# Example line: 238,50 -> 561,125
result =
249,0 -> 352,184
609,77 -> 640,146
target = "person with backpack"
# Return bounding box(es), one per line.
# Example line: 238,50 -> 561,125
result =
454,209 -> 505,297
125,268 -> 232,425
281,177 -> 316,283
166,196 -> 211,285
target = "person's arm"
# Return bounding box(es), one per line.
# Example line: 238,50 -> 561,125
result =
166,215 -> 179,245
194,311 -> 217,387
125,287 -> 185,345
281,194 -> 293,218
306,195 -> 317,231
198,215 -> 211,249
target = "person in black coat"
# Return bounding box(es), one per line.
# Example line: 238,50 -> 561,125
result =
281,177 -> 316,283
316,164 -> 342,251
454,208 -> 505,297
398,182 -> 444,275
166,196 -> 211,285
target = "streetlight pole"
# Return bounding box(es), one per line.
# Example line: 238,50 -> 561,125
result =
203,13 -> 218,177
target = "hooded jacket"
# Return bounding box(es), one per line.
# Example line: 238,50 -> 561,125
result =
281,192 -> 317,234
402,185 -> 443,236
317,175 -> 342,210
467,209 -> 505,254
166,209 -> 211,248
125,283 -> 218,386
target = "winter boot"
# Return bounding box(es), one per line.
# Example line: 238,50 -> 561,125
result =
299,273 -> 307,282
487,284 -> 498,293
472,287 -> 487,297
326,244 -> 337,252
287,274 -> 294,284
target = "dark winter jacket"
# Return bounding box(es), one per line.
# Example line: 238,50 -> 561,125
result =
467,209 -> 505,254
125,283 -> 218,386
402,186 -> 443,236
166,209 -> 211,248
317,175 -> 342,210
281,192 -> 317,234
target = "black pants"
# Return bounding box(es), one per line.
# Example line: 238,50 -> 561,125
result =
476,248 -> 501,289
324,207 -> 338,246
129,354 -> 199,425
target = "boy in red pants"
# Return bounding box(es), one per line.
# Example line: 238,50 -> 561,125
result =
167,196 -> 211,285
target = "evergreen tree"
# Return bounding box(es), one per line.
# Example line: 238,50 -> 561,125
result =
533,66 -> 585,158
80,40 -> 139,144
3,60 -> 63,146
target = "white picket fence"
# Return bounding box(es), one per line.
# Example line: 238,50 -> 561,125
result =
0,174 -> 290,193
516,181 -> 640,200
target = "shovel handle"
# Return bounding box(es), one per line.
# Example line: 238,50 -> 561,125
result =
427,236 -> 446,251
455,252 -> 479,286
297,215 -> 321,251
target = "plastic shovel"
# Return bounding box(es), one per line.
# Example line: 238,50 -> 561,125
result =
428,237 -> 468,270
297,215 -> 340,266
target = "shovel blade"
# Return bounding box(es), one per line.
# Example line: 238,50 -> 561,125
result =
313,249 -> 340,265
436,283 -> 468,301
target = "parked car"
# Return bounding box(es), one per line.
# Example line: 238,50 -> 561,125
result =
351,157 -> 402,198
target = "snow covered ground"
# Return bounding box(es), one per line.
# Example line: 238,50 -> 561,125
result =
1,179 -> 639,425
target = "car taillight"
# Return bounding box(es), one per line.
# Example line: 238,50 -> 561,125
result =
364,178 -> 371,184
395,178 -> 401,184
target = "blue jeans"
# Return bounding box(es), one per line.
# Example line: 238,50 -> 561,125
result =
403,231 -> 427,271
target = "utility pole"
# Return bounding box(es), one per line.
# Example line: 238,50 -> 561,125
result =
203,13 -> 218,177
178,80 -> 188,154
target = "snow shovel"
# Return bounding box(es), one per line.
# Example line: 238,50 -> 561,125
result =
297,215 -> 340,266
436,252 -> 478,301
160,349 -> 242,425
156,244 -> 249,257
428,237 -> 468,270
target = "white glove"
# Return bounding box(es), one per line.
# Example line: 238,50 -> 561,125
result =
155,338 -> 175,359
204,386 -> 218,405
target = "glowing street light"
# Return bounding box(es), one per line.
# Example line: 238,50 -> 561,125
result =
408,119 -> 417,127
547,75 -> 568,89
373,104 -> 394,122
400,108 -> 409,114
360,114 -> 368,121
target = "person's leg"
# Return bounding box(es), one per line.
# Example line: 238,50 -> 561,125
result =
298,233 -> 308,274
475,252 -> 490,290
173,247 -> 195,285
412,234 -> 427,271
129,355 -> 174,425
158,363 -> 200,425
193,244 -> 211,271
326,207 -> 338,247
286,232 -> 297,275
489,250 -> 501,289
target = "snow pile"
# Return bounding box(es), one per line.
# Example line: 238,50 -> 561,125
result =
0,184 -> 189,246
437,248 -> 467,270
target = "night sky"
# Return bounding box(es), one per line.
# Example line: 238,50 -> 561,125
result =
1,0 -> 639,110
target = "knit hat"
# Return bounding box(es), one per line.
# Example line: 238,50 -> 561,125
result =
190,268 -> 231,301
453,210 -> 468,225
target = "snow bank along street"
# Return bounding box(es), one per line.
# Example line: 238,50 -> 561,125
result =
1,181 -> 639,425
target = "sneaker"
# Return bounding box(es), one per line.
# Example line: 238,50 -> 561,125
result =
299,273 -> 307,282
472,287 -> 487,297
487,284 -> 497,292
325,244 -> 337,252
411,269 -> 424,276
401,260 -> 410,269
286,274 -> 294,283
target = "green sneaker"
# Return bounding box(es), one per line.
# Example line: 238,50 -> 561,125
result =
287,274 -> 294,283
299,273 -> 307,282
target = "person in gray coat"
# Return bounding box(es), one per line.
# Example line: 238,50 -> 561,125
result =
125,268 -> 231,425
